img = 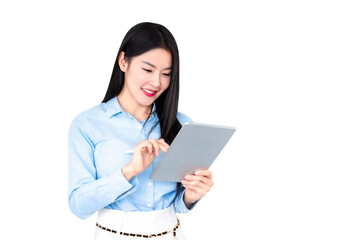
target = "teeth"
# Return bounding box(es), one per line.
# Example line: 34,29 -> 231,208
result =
142,88 -> 155,94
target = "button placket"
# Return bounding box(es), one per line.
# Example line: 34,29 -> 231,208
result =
149,180 -> 154,209
144,169 -> 154,209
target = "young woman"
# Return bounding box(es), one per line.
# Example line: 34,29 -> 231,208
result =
68,22 -> 214,239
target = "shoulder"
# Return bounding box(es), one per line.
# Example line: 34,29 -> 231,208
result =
68,103 -> 106,145
69,102 -> 105,130
177,111 -> 193,126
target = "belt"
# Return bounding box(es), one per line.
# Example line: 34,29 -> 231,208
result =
96,218 -> 180,239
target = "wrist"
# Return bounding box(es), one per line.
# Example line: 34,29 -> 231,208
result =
122,164 -> 137,181
183,192 -> 196,210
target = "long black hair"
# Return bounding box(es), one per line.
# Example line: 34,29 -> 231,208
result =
102,22 -> 183,192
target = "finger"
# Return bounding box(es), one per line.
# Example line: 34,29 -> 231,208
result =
184,185 -> 207,196
158,138 -> 170,146
138,141 -> 150,152
146,142 -> 153,154
182,179 -> 209,190
184,175 -> 209,185
157,139 -> 170,149
183,178 -> 213,192
158,144 -> 169,153
148,139 -> 160,156
155,139 -> 170,153
194,169 -> 212,178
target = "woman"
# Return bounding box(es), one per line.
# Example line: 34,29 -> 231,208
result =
68,22 -> 214,239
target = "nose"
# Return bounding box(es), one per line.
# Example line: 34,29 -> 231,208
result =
150,72 -> 161,88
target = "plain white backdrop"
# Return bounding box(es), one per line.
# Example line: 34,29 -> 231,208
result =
0,0 -> 359,239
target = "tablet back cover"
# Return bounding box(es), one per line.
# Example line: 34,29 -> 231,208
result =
150,122 -> 236,182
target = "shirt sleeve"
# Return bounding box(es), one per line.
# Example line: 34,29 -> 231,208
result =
68,115 -> 138,219
177,112 -> 193,126
174,187 -> 199,214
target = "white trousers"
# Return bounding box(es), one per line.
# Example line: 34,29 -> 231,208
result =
94,205 -> 186,240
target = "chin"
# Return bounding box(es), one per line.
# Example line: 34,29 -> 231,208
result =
137,89 -> 164,107
138,98 -> 156,107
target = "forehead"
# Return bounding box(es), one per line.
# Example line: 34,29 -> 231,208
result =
134,48 -> 172,67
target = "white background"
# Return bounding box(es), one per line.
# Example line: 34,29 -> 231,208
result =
0,0 -> 359,239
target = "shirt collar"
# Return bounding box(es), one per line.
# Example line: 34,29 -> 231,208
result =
105,96 -> 157,118
105,96 -> 123,118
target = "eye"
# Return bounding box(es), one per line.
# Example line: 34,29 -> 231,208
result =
142,68 -> 152,73
163,73 -> 171,77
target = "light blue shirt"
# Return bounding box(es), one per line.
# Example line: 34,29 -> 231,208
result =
68,97 -> 194,219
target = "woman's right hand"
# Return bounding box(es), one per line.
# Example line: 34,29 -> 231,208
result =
122,138 -> 169,181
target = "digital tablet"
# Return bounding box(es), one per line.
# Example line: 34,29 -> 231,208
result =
150,122 -> 236,182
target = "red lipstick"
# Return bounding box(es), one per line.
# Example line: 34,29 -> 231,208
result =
142,88 -> 157,97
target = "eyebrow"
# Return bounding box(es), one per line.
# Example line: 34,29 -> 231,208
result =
142,61 -> 172,70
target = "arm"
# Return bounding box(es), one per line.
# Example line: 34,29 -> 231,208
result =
68,116 -> 138,219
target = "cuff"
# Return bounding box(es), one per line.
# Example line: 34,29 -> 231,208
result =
174,189 -> 199,213
106,167 -> 139,201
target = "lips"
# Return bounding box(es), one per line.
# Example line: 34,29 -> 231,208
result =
141,88 -> 157,97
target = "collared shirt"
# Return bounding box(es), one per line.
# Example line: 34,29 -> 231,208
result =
68,97 -> 194,219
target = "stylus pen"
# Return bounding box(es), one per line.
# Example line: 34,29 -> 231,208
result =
124,149 -> 135,154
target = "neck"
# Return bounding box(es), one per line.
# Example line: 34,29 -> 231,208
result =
117,93 -> 152,122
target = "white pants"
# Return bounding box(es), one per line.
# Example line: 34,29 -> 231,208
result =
94,205 -> 186,240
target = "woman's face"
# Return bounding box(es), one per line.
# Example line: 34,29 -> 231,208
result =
119,48 -> 172,110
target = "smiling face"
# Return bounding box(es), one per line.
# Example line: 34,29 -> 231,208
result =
118,48 -> 172,116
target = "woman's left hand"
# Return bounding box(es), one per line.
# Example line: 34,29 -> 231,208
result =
181,169 -> 214,209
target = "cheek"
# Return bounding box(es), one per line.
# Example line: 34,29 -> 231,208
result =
161,78 -> 171,90
128,71 -> 148,88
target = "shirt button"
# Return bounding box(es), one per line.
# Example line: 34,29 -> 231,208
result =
147,182 -> 152,186
147,204 -> 152,208
137,125 -> 142,130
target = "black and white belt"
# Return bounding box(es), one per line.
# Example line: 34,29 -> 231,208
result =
96,218 -> 180,239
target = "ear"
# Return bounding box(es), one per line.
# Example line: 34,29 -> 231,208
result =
118,51 -> 128,72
